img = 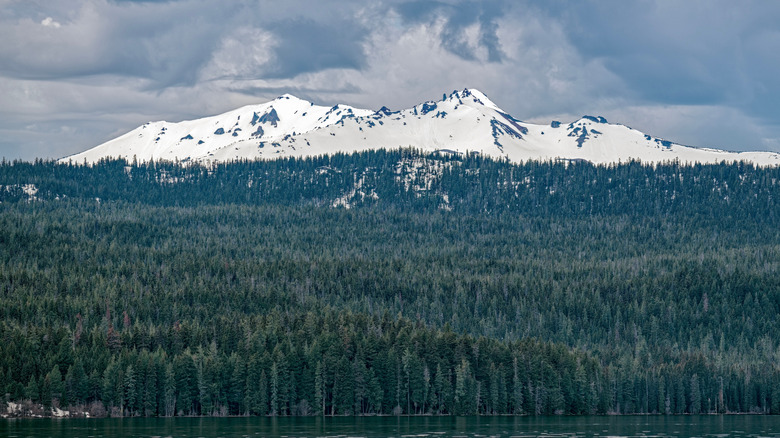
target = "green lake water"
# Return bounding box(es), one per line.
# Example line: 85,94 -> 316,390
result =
2,415 -> 779,437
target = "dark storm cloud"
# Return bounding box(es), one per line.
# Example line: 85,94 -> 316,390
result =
539,0 -> 780,122
110,0 -> 180,3
1,0 -> 780,160
263,18 -> 368,78
0,0 -> 231,88
395,0 -> 505,62
0,1 -> 369,88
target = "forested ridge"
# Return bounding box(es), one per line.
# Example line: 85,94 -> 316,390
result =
1,150 -> 780,416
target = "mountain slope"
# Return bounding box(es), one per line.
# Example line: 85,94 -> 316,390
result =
64,89 -> 780,166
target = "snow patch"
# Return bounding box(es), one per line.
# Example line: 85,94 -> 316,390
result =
22,184 -> 38,197
332,173 -> 378,208
62,89 -> 780,167
52,407 -> 70,417
1,183 -> 40,202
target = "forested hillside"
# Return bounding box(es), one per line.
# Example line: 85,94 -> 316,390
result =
1,151 -> 780,416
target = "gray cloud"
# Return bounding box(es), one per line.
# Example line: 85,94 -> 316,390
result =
1,0 -> 779,160
110,0 -> 182,3
263,18 -> 368,78
543,1 -> 780,113
395,0 -> 505,62
0,0 -> 230,87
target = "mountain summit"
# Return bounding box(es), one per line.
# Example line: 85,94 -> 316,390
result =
64,89 -> 780,166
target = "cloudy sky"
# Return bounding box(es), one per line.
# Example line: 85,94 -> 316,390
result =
2,0 -> 779,160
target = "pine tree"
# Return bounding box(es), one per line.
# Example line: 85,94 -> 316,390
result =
512,357 -> 523,414
24,375 -> 39,402
690,374 -> 701,414
40,373 -> 53,408
434,363 -> 445,414
352,358 -> 366,415
454,359 -> 470,415
124,365 -> 137,416
244,354 -> 262,416
675,376 -> 686,414
45,364 -> 64,408
771,374 -> 780,415
394,356 -> 402,415
143,360 -> 158,417
367,366 -> 383,414
102,359 -> 123,412
314,361 -> 324,416
444,368 -> 455,415
163,364 -> 176,417
270,361 -> 279,416
334,355 -> 352,415
65,359 -> 88,406
229,354 -> 246,415
489,362 -> 499,414
259,370 -> 269,416
175,354 -> 197,415
422,364 -> 431,414
574,363 -> 587,414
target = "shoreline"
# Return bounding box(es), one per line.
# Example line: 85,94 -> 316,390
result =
3,401 -> 772,420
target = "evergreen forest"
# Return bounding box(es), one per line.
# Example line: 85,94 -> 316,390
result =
1,150 -> 780,416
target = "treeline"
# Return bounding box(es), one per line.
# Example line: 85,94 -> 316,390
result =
1,311 -> 606,416
1,152 -> 780,415
4,310 -> 778,417
1,151 -> 779,223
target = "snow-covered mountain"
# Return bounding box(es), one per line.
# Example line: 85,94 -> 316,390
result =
64,89 -> 780,166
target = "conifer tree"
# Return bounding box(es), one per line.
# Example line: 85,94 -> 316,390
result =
270,362 -> 279,416
314,361 -> 324,416
24,375 -> 39,403
124,365 -> 137,416
163,364 -> 176,417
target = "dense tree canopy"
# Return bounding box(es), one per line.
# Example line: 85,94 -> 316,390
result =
1,151 -> 779,415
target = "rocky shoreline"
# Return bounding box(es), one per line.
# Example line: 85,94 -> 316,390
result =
3,401 -> 102,419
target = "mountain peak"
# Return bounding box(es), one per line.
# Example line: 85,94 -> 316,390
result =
578,115 -> 608,124
464,88 -> 499,108
271,93 -> 314,106
445,88 -> 502,112
63,89 -> 780,166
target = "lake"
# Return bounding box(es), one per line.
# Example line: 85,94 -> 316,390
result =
2,415 -> 779,438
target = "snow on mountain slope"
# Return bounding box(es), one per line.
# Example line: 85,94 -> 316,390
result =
63,89 -> 780,166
